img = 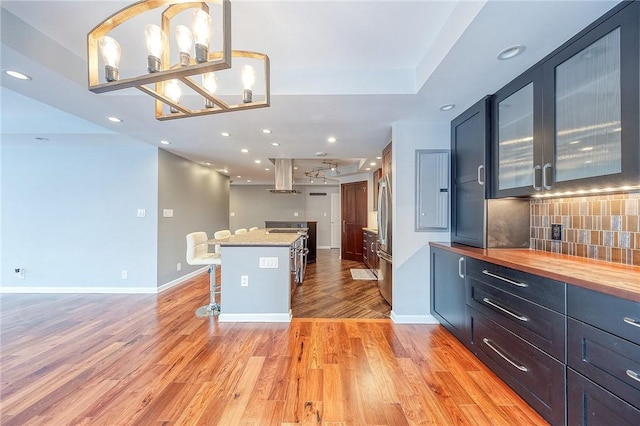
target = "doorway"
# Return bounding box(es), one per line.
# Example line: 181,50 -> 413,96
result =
330,193 -> 341,249
341,180 -> 367,262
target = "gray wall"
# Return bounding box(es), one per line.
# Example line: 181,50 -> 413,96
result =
1,136 -> 159,291
157,149 -> 229,285
229,185 -> 338,247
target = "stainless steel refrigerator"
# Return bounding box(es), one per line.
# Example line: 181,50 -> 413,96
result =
376,173 -> 392,306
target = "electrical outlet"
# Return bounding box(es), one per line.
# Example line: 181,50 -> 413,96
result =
241,275 -> 249,287
15,268 -> 24,278
177,262 -> 181,271
551,224 -> 562,241
121,270 -> 128,279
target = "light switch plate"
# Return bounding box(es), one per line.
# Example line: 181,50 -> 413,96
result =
137,209 -> 146,218
163,209 -> 174,218
259,257 -> 278,268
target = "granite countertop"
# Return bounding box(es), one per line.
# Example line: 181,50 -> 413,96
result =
217,228 -> 302,247
430,242 -> 640,303
363,227 -> 378,234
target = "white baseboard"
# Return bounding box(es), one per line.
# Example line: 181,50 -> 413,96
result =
218,311 -> 292,323
0,286 -> 158,294
390,311 -> 439,324
157,266 -> 208,293
0,266 -> 209,295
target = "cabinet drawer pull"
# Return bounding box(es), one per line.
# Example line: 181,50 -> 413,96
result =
542,163 -> 552,190
482,297 -> 529,322
623,317 -> 640,328
533,165 -> 542,192
458,257 -> 465,279
481,270 -> 528,287
626,370 -> 640,383
482,338 -> 528,372
477,165 -> 485,186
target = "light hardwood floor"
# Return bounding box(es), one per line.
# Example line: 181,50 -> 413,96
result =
0,250 -> 548,425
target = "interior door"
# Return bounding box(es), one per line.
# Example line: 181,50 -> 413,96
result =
341,181 -> 367,262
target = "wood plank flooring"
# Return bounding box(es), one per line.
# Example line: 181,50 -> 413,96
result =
0,250 -> 548,425
292,249 -> 390,318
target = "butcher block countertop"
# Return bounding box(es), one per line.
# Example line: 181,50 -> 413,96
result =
430,242 -> 640,303
214,229 -> 301,247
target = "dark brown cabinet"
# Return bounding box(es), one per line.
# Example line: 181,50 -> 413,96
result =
430,247 -> 466,341
382,142 -> 392,178
362,229 -> 378,275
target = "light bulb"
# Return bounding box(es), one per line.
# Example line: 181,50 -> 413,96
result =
165,79 -> 181,113
175,25 -> 193,67
193,10 -> 211,63
202,72 -> 217,108
98,36 -> 121,82
241,65 -> 256,103
145,24 -> 166,73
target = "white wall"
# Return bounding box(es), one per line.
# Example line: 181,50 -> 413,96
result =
229,184 -> 339,247
1,136 -> 159,292
391,121 -> 451,323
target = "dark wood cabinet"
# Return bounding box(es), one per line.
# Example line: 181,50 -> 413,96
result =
430,247 -> 466,340
382,142 -> 392,178
373,168 -> 382,210
265,221 -> 317,263
492,1 -> 639,197
362,229 -> 378,275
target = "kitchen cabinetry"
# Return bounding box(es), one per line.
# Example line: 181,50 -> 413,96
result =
451,99 -> 529,248
382,142 -> 392,177
265,221 -> 317,263
373,168 -> 382,210
362,229 -> 378,275
466,258 -> 566,425
430,246 -> 466,340
566,286 -> 640,425
493,1 -> 639,196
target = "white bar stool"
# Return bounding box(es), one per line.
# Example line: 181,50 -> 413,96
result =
186,232 -> 221,317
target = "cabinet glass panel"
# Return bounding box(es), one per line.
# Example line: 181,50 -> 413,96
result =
555,28 -> 621,182
498,83 -> 534,190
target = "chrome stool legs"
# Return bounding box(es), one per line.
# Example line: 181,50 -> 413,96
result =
195,265 -> 220,317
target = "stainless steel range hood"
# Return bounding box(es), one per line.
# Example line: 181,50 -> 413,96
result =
268,159 -> 300,194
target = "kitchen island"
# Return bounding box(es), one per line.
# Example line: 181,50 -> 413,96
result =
217,228 -> 304,322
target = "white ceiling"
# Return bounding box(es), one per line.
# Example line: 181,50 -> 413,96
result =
0,0 -> 621,184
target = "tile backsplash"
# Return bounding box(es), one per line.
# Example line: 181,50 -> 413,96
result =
530,191 -> 640,266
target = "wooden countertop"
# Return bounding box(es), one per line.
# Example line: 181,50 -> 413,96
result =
430,242 -> 640,303
216,228 -> 301,247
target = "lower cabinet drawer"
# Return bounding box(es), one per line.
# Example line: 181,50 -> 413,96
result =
567,318 -> 640,408
468,306 -> 565,425
467,276 -> 566,361
567,368 -> 640,426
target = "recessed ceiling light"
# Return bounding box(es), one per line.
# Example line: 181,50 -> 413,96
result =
439,104 -> 455,112
370,162 -> 376,166
241,148 -> 249,153
497,45 -> 524,60
4,70 -> 31,80
328,137 -> 336,143
262,129 -> 272,134
237,175 -> 242,178
247,180 -> 252,183
222,169 -> 229,173
107,116 -> 122,122
294,166 -> 298,170
365,168 -> 371,171
315,152 -> 328,157
220,132 -> 230,137
160,140 -> 170,145
270,142 -> 280,147
376,156 -> 382,160
265,168 -> 270,171
254,159 -> 261,164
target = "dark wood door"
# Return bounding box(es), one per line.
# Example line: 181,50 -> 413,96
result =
341,181 -> 367,262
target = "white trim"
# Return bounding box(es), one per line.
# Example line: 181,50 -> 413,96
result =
0,266 -> 209,295
0,286 -> 157,294
157,266 -> 208,293
317,246 -> 332,250
218,311 -> 292,323
390,311 -> 439,324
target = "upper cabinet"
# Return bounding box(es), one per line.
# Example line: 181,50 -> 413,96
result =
493,1 -> 639,197
382,142 -> 392,177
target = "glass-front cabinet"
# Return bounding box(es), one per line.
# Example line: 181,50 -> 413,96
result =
493,1 -> 639,197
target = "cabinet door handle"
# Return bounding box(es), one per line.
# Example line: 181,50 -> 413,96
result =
533,165 -> 542,191
477,165 -> 485,186
482,298 -> 529,322
482,270 -> 528,287
623,317 -> 640,328
482,338 -> 528,372
542,163 -> 552,190
626,370 -> 640,383
342,220 -> 345,233
458,257 -> 465,279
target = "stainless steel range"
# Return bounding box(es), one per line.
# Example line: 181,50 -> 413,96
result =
267,228 -> 308,283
